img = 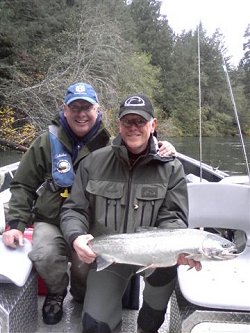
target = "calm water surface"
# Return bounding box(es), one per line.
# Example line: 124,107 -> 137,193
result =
1,136 -> 250,176
0,150 -> 23,167
171,136 -> 250,176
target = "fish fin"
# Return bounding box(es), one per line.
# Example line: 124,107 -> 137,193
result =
136,265 -> 156,277
95,256 -> 113,271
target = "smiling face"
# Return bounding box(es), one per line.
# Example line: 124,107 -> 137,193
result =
63,100 -> 99,138
119,114 -> 156,154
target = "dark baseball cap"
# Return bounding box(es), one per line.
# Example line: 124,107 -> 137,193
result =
118,94 -> 155,121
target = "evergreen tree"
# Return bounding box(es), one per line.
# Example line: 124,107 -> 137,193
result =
241,24 -> 250,106
167,30 -> 199,134
129,0 -> 174,110
0,0 -> 249,140
167,24 -> 236,136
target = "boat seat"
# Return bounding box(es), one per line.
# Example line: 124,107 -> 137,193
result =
169,182 -> 250,332
186,173 -> 208,183
187,182 -> 250,236
0,235 -> 33,287
0,189 -> 11,233
0,197 -> 5,234
220,175 -> 250,185
0,172 -> 5,190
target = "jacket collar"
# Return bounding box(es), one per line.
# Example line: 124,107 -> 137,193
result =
112,134 -> 174,165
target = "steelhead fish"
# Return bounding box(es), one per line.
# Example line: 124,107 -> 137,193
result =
89,228 -> 238,274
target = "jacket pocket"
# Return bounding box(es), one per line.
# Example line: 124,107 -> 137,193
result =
86,180 -> 124,232
134,184 -> 167,227
34,189 -> 62,223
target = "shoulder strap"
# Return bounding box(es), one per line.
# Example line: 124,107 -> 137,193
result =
49,125 -> 75,187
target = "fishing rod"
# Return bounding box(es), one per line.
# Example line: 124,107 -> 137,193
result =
221,54 -> 250,182
197,25 -> 203,181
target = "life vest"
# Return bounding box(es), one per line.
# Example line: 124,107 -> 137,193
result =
49,125 -> 75,188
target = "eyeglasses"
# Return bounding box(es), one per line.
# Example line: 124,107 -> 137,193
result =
120,118 -> 148,128
68,104 -> 93,113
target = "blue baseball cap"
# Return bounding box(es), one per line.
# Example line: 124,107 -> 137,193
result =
64,82 -> 99,105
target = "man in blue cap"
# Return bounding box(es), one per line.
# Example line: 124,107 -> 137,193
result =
2,83 -> 175,325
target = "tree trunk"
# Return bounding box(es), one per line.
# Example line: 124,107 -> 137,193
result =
0,138 -> 28,152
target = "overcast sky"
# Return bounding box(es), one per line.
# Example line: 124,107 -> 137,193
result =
160,0 -> 250,66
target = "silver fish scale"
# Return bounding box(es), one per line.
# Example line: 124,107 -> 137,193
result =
91,229 -> 234,269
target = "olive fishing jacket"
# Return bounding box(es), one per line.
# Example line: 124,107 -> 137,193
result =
6,116 -> 110,232
60,134 -> 188,246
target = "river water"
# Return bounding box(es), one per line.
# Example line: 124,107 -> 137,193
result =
170,136 -> 250,176
1,136 -> 250,176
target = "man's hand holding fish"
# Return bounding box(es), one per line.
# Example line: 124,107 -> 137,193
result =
177,253 -> 202,271
72,234 -> 96,264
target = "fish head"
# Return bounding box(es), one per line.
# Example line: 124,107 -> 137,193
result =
201,233 -> 238,260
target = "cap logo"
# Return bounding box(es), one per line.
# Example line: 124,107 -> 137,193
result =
124,96 -> 145,107
75,84 -> 86,93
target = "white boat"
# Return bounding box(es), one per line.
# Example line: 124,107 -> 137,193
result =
1,152 -> 250,333
0,153 -> 230,233
0,38 -> 249,328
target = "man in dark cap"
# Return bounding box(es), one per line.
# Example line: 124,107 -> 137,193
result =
61,93 -> 201,333
2,86 -> 175,326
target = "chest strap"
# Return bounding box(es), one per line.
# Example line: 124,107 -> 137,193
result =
49,125 -> 75,187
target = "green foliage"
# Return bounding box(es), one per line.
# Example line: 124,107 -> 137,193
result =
129,0 -> 174,111
155,111 -> 182,138
117,53 -> 160,99
103,52 -> 160,136
0,107 -> 36,147
0,107 -> 16,138
241,24 -> 250,107
200,106 -> 234,136
0,0 -> 249,144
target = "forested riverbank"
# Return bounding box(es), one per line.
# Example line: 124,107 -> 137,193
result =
1,0 -> 250,150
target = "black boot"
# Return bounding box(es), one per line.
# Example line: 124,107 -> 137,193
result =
42,290 -> 67,325
137,329 -> 158,333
